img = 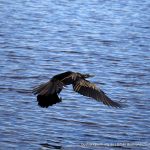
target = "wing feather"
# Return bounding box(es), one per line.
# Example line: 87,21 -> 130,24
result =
60,73 -> 79,85
32,80 -> 64,95
32,72 -> 77,96
73,79 -> 121,108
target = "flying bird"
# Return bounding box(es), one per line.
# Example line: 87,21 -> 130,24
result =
33,71 -> 121,108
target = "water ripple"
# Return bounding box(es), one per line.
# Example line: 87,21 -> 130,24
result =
0,0 -> 150,149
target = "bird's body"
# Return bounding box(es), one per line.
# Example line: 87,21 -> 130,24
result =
33,71 -> 121,108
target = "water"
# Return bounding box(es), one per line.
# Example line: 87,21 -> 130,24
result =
0,0 -> 150,149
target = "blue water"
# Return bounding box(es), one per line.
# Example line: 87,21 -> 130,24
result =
0,0 -> 150,149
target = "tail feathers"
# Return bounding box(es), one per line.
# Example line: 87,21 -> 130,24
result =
37,93 -> 62,108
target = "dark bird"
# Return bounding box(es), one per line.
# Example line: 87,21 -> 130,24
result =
33,71 -> 121,108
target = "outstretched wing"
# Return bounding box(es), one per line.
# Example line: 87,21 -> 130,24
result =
32,80 -> 64,95
73,79 -> 121,108
60,72 -> 80,85
32,71 -> 78,96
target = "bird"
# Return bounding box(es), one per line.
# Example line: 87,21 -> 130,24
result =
32,71 -> 122,108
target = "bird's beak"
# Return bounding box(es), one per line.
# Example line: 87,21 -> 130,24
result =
85,74 -> 94,78
89,74 -> 95,77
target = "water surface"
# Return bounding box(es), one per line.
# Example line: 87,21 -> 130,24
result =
0,0 -> 150,149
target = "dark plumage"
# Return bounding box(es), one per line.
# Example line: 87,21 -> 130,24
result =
33,71 -> 121,108
37,93 -> 62,108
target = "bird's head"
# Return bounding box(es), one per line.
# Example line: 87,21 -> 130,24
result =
82,73 -> 95,78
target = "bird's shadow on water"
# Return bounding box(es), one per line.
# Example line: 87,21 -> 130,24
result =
40,143 -> 62,150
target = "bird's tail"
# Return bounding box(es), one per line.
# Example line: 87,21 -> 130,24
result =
37,93 -> 62,108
